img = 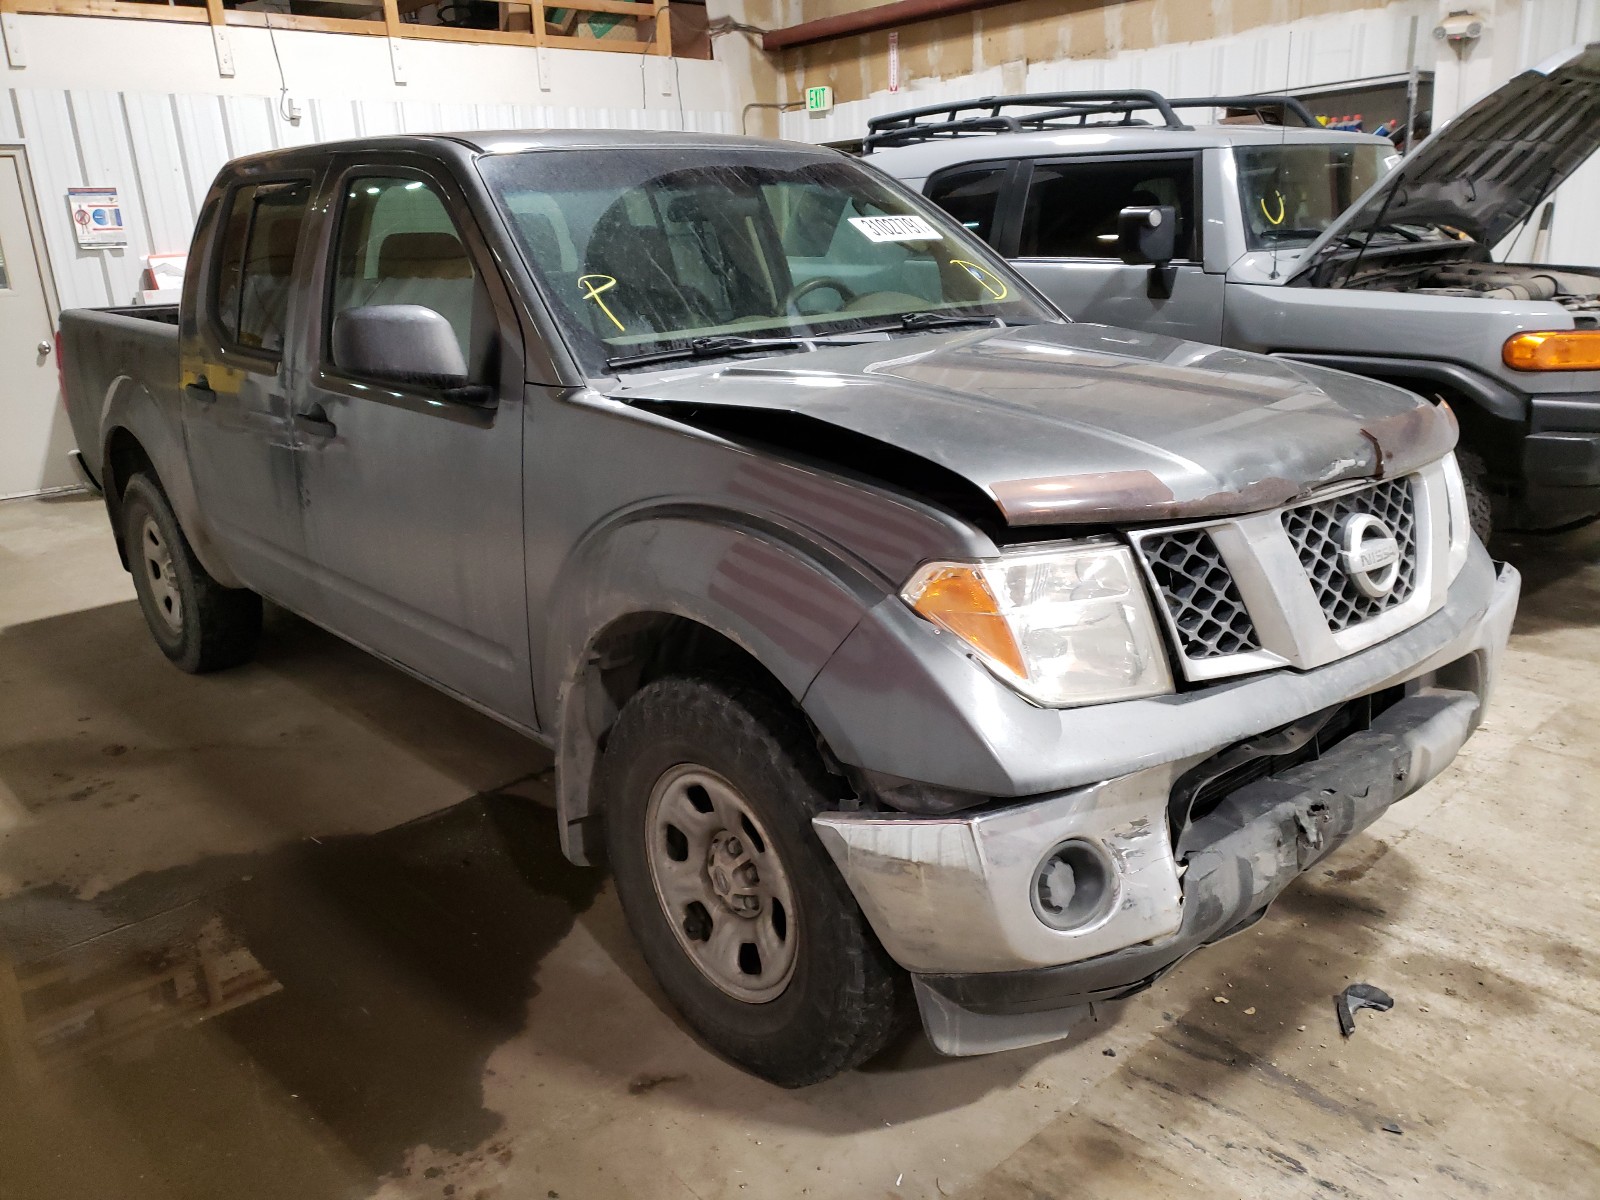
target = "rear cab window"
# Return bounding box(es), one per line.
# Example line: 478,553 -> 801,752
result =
923,164 -> 1011,247
213,180 -> 312,356
1017,155 -> 1198,261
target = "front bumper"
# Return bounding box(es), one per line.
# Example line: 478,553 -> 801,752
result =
813,556 -> 1519,1054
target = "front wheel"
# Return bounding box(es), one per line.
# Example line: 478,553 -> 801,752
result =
600,676 -> 905,1086
120,472 -> 262,673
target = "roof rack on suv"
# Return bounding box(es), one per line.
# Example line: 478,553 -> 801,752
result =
862,90 -> 1320,151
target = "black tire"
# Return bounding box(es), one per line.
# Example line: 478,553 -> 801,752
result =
1457,450 -> 1494,544
600,676 -> 905,1087
121,472 -> 262,673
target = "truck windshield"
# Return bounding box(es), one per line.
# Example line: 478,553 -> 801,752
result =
478,147 -> 1053,373
1235,143 -> 1392,250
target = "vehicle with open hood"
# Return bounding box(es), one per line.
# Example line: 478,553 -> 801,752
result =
871,48 -> 1600,535
56,127 -> 1516,1085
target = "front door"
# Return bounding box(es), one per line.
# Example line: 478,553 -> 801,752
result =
1007,153 -> 1224,344
182,175 -> 318,608
0,151 -> 68,499
292,163 -> 534,727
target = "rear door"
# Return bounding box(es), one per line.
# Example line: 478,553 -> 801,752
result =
291,158 -> 535,727
1001,153 -> 1224,342
182,174 -> 318,607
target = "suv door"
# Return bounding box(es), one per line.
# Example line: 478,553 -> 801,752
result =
183,175 -> 319,609
291,161 -> 535,727
953,152 -> 1222,343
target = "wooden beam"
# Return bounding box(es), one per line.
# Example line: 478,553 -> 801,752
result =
227,10 -> 384,36
651,0 -> 669,57
0,0 -> 207,23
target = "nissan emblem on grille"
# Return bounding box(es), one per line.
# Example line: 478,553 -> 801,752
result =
1338,513 -> 1402,599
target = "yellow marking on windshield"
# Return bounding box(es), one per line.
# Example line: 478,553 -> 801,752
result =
1259,191 -> 1286,226
578,273 -> 626,332
950,260 -> 1009,301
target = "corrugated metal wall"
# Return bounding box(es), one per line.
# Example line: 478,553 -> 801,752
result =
1,87 -> 734,311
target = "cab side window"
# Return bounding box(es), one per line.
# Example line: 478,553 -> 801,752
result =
214,181 -> 311,355
924,165 -> 1008,247
1018,157 -> 1197,260
329,175 -> 483,373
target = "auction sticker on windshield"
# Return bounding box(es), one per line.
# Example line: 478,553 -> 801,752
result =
849,215 -> 944,243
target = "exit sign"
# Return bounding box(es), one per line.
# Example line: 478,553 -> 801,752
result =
806,86 -> 834,113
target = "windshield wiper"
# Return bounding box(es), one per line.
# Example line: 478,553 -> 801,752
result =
851,311 -> 1007,335
605,334 -> 813,370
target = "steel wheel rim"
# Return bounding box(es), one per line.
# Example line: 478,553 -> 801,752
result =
140,515 -> 183,634
644,764 -> 799,1004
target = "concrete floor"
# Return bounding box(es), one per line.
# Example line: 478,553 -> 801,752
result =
0,492 -> 1595,1200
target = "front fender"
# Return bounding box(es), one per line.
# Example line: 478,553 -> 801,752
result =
545,510 -> 881,862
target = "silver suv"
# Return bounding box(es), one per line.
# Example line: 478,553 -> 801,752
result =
867,56 -> 1600,537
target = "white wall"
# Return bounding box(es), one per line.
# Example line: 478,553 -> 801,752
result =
1,14 -> 739,309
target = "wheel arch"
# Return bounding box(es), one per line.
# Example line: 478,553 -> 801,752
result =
98,385 -> 242,587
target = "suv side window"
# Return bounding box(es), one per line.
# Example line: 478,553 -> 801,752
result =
329,175 -> 482,372
214,181 -> 311,355
924,165 -> 1009,246
1018,156 -> 1197,260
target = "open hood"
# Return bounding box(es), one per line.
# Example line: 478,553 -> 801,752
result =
1291,42 -> 1600,285
614,323 -> 1455,528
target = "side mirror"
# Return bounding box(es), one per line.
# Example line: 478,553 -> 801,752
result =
332,304 -> 470,391
1116,205 -> 1179,266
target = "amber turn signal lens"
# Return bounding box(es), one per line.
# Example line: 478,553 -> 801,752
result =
1503,330 -> 1600,371
904,564 -> 1028,680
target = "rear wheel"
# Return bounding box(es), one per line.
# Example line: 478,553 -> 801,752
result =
600,676 -> 905,1087
121,472 -> 261,673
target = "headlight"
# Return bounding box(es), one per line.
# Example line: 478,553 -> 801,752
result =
1440,451 -> 1472,578
901,543 -> 1174,707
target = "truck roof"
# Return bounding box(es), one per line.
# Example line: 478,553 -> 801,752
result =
222,128 -> 834,174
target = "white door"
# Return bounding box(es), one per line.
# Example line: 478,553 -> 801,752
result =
0,151 -> 71,500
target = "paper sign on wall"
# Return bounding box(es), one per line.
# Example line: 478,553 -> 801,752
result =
68,187 -> 127,248
849,215 -> 944,243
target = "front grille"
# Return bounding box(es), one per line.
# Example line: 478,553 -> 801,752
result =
1282,478 -> 1418,631
1143,528 -> 1261,659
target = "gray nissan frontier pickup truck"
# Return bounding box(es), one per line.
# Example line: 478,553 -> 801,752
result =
57,129 -> 1518,1086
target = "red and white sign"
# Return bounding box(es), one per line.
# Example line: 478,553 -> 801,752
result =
888,30 -> 900,93
68,187 -> 127,248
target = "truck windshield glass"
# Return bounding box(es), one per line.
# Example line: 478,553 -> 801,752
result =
479,148 -> 1052,373
1235,143 -> 1391,250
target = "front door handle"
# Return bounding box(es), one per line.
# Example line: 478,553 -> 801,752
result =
293,408 -> 337,439
185,378 -> 216,405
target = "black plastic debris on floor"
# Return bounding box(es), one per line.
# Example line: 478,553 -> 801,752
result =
1335,983 -> 1395,1037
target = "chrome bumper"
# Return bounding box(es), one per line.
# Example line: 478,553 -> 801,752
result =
813,555 -> 1519,980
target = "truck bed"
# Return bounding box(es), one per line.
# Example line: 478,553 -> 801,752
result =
58,305 -> 183,490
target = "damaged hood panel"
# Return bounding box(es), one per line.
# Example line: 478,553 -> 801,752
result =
613,323 -> 1456,527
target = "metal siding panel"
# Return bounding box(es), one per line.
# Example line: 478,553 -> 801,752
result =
355,100 -> 403,137
122,92 -> 195,258
220,95 -> 275,159
68,89 -> 145,304
15,89 -> 112,309
171,94 -> 232,214
0,90 -> 21,142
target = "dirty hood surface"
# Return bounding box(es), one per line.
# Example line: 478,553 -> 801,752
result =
615,322 -> 1455,527
1293,43 -> 1600,283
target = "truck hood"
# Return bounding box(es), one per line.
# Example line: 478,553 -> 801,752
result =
1291,43 -> 1600,284
613,323 -> 1455,527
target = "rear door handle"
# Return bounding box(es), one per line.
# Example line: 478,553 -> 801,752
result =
293,408 -> 337,439
185,378 -> 216,405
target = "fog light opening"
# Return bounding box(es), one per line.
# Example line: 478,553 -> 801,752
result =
1031,839 -> 1116,931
